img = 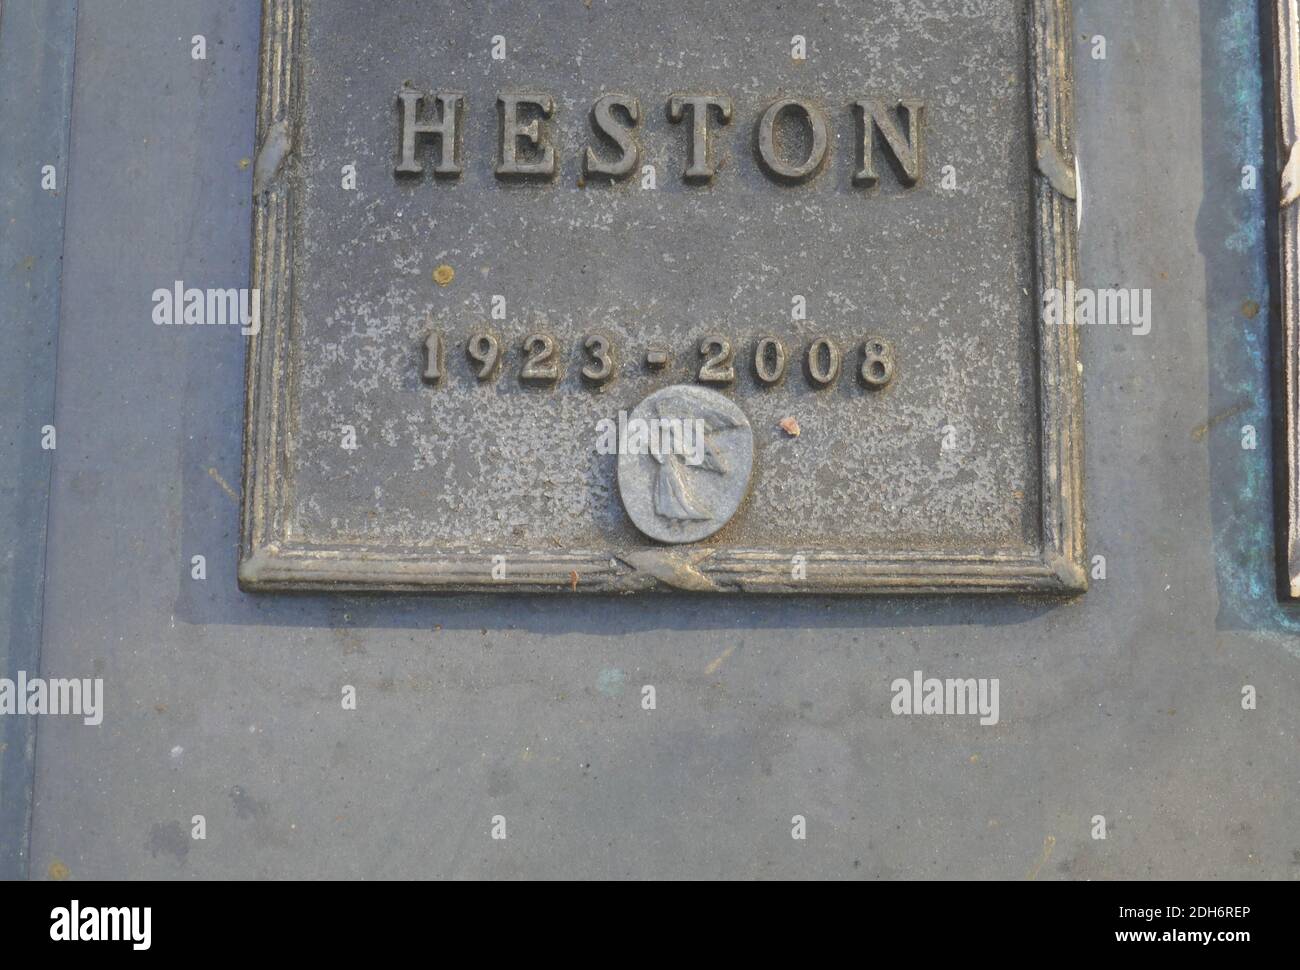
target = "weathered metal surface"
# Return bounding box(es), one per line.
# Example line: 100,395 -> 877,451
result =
1274,0 -> 1300,598
241,0 -> 1084,593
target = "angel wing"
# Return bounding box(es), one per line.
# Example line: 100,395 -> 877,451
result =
657,400 -> 741,475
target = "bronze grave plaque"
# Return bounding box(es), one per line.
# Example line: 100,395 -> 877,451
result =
240,0 -> 1085,593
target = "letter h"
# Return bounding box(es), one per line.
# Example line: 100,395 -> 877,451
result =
396,87 -> 464,176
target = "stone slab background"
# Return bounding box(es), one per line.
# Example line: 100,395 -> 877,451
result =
2,0 -> 1296,879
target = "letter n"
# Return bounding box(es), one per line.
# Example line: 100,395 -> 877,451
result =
854,99 -> 925,187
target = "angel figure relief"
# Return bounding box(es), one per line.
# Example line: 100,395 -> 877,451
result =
649,397 -> 744,523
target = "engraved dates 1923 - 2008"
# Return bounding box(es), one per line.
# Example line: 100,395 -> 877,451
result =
418,332 -> 898,391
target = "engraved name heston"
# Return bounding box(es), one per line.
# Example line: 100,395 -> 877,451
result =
395,88 -> 925,187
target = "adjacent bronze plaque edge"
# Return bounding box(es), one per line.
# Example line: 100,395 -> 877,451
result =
239,0 -> 1086,594
1276,0 -> 1300,598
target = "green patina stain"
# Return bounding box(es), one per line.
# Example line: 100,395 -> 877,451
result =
596,668 -> 626,697
1210,2 -> 1300,648
1218,3 -> 1265,255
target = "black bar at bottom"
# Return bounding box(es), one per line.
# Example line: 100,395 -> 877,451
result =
0,879 -> 1283,954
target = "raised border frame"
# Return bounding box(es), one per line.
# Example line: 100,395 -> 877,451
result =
1275,0 -> 1300,598
239,0 -> 1085,594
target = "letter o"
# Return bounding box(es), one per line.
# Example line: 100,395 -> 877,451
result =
757,98 -> 829,183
